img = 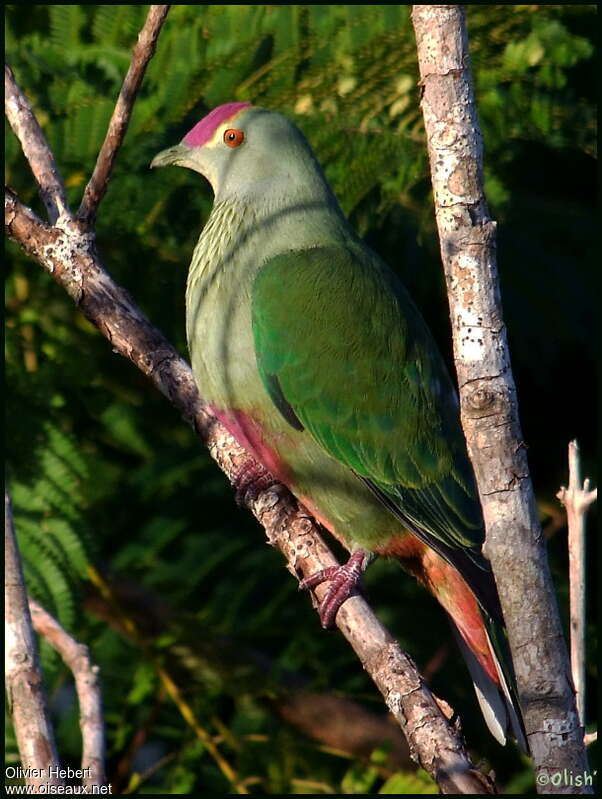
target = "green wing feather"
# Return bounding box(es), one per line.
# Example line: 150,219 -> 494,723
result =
251,244 -> 491,595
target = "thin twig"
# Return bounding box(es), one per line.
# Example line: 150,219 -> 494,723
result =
28,599 -> 106,789
5,186 -> 494,794
557,440 -> 597,727
5,489 -> 64,791
5,65 -> 71,224
77,5 -> 171,226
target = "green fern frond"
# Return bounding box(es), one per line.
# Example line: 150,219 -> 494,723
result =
91,5 -> 141,48
49,5 -> 85,51
19,527 -> 77,631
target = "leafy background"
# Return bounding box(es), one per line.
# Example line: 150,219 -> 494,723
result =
5,4 -> 597,794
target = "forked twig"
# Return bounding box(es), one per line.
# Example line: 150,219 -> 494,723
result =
28,599 -> 106,789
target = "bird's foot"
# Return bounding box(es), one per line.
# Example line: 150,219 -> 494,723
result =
299,549 -> 372,629
233,460 -> 277,506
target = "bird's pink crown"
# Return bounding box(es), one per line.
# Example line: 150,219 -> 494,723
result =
182,102 -> 252,148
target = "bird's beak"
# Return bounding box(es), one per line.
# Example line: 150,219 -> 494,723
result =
150,142 -> 193,169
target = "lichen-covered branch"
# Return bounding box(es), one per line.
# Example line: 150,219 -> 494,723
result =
411,5 -> 591,793
5,187 -> 493,793
28,599 -> 106,789
5,489 -> 64,792
77,5 -> 170,225
557,440 -> 597,727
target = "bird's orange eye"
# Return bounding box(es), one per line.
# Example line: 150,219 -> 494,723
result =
223,128 -> 244,148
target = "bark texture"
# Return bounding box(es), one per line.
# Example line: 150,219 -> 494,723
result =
411,5 -> 590,792
5,491 -> 64,792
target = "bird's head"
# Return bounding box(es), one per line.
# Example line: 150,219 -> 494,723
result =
151,102 -> 325,202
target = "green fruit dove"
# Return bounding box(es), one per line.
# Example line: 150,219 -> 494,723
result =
151,102 -> 526,751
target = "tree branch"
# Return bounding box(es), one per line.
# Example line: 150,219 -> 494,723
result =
28,599 -> 106,790
77,5 -> 171,226
411,5 -> 591,793
6,187 -> 493,794
557,440 -> 597,728
5,65 -> 71,224
5,489 -> 64,792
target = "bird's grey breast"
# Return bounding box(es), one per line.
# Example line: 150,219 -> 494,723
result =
185,200 -> 263,410
184,193 -> 354,409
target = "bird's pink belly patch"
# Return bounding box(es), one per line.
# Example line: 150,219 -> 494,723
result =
210,407 -> 343,542
210,406 -> 292,485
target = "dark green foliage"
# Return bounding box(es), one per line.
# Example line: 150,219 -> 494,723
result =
5,4 -> 597,794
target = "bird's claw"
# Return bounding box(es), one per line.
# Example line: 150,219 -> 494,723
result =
232,460 -> 277,506
299,549 -> 370,629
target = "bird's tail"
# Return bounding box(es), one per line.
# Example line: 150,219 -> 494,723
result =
405,547 -> 528,752
452,617 -> 528,753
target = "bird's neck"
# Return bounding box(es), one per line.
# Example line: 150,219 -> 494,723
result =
187,184 -> 353,298
186,197 -> 254,305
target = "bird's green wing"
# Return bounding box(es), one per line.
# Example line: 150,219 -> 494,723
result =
251,244 -> 489,584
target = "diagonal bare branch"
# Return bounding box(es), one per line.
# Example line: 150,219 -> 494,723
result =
77,5 -> 171,226
5,65 -> 71,225
28,599 -> 106,790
